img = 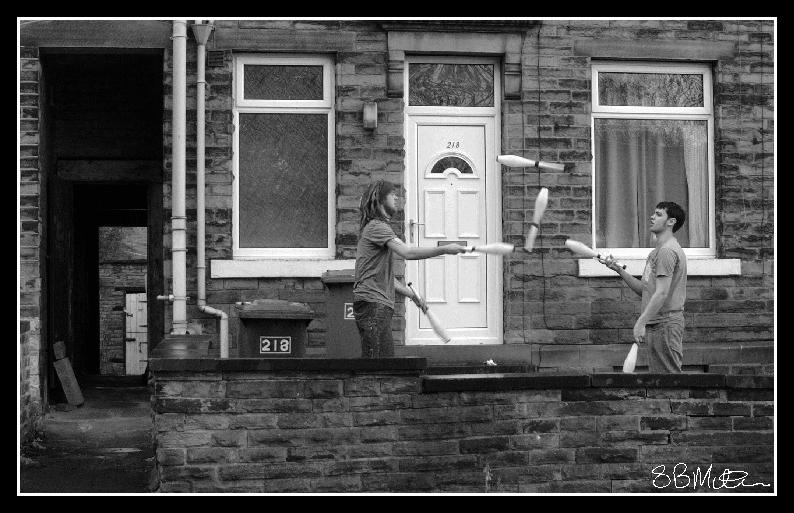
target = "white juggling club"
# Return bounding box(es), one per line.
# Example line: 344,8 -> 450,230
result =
525,187 -> 548,252
467,242 -> 515,255
564,239 -> 627,270
497,154 -> 565,172
407,282 -> 451,343
622,343 -> 639,373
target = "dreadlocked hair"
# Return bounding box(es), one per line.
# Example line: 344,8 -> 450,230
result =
359,180 -> 396,233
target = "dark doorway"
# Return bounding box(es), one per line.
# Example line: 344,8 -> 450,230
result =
41,51 -> 164,400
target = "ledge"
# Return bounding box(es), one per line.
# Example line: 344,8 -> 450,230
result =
149,357 -> 428,373
422,372 -> 591,392
726,375 -> 774,389
591,373 -> 726,388
211,259 -> 357,278
578,258 -> 742,277
573,39 -> 736,61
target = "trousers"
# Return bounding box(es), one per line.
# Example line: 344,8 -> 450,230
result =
353,300 -> 394,358
646,317 -> 685,373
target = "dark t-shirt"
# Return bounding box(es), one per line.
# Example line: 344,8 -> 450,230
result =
641,237 -> 688,323
353,219 -> 399,309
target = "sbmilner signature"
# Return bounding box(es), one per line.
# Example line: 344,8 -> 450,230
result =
652,464 -> 771,490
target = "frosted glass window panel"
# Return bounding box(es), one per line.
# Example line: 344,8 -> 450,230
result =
599,73 -> 704,107
594,118 -> 709,249
409,64 -> 494,107
243,65 -> 324,101
238,113 -> 328,248
98,226 -> 147,262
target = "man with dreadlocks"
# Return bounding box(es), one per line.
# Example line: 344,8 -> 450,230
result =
353,180 -> 466,358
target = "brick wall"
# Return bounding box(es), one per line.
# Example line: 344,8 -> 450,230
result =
98,263 -> 147,376
155,20 -> 773,363
20,46 -> 43,442
150,364 -> 774,493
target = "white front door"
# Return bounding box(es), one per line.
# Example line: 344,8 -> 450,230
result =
405,116 -> 502,345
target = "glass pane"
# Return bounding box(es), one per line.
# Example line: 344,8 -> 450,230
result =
430,156 -> 473,174
594,118 -> 709,248
244,65 -> 324,100
409,63 -> 494,107
98,226 -> 147,262
598,72 -> 704,107
238,113 -> 328,248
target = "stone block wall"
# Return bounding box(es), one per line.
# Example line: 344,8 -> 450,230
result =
150,361 -> 774,493
20,45 -> 43,442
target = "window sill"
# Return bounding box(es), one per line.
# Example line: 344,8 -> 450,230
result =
211,258 -> 357,278
577,257 -> 742,277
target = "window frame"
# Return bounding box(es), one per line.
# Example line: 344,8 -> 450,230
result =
590,61 -> 716,260
232,54 -> 336,259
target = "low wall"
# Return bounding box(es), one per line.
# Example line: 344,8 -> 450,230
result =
150,358 -> 774,493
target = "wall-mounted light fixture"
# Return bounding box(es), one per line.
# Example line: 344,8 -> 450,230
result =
363,101 -> 377,130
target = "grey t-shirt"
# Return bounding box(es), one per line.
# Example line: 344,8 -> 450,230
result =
641,237 -> 688,323
354,219 -> 399,309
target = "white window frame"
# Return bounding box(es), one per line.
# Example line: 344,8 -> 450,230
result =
232,54 -> 336,260
590,61 -> 717,261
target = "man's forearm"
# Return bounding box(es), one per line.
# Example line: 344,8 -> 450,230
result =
615,267 -> 645,296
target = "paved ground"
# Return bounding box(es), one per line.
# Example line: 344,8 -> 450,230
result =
20,384 -> 155,493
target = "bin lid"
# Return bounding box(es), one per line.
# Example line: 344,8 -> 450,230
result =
236,299 -> 315,319
321,269 -> 356,284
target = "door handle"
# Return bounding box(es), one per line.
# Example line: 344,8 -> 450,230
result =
409,219 -> 425,243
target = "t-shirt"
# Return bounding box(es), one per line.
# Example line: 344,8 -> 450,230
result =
353,219 -> 399,309
641,237 -> 688,323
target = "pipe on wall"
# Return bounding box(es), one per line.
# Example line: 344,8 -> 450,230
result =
192,20 -> 228,358
171,20 -> 188,334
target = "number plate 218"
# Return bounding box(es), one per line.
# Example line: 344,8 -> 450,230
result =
259,336 -> 292,354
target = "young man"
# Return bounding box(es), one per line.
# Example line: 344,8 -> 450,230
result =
601,202 -> 688,373
354,180 -> 467,358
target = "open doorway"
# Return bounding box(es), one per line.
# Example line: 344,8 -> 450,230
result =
41,50 -> 163,400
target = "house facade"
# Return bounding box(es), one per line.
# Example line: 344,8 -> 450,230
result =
19,19 -> 774,443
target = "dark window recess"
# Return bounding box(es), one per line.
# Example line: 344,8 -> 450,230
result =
244,65 -> 324,101
238,112 -> 328,248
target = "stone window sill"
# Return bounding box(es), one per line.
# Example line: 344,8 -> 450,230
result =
211,259 -> 356,278
578,258 -> 742,277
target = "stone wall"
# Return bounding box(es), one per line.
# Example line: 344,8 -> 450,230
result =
20,45 -> 43,442
150,359 -> 774,493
